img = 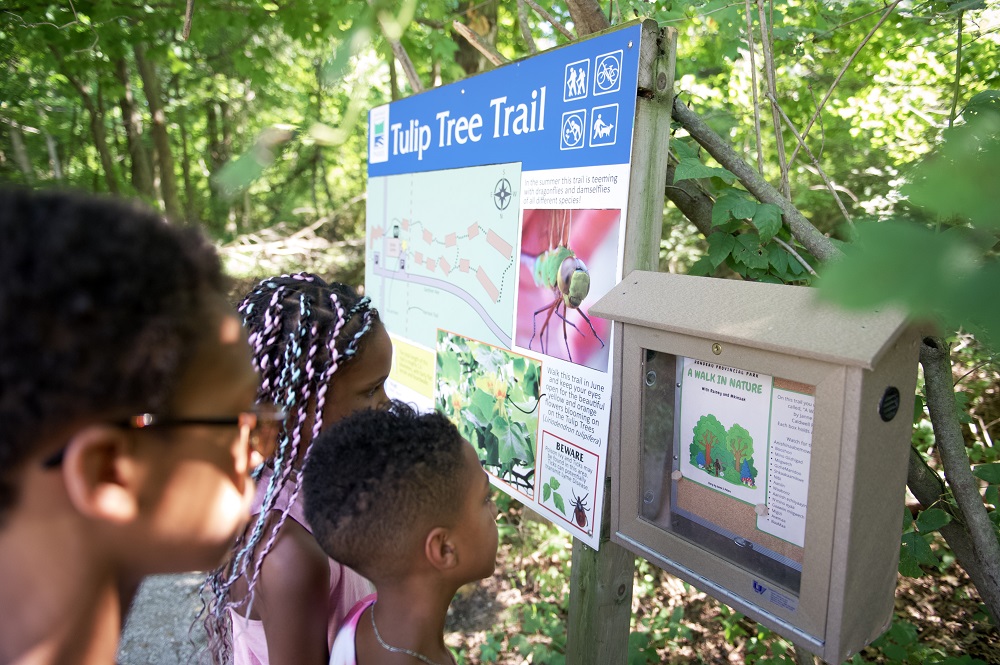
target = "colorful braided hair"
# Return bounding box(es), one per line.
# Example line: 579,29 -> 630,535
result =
200,272 -> 379,664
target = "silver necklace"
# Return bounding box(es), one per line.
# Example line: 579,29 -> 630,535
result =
369,603 -> 456,665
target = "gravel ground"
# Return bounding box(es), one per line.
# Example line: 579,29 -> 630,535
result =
118,574 -> 209,665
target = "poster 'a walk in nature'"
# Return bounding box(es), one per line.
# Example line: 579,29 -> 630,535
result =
365,24 -> 644,548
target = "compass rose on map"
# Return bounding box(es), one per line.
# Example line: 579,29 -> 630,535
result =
493,178 -> 513,210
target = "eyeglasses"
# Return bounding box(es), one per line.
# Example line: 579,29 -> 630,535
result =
41,405 -> 286,469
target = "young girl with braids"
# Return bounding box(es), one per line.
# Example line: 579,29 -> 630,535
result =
201,273 -> 393,665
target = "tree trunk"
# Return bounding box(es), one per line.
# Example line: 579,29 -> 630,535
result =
34,104 -> 63,182
454,0 -> 499,75
41,129 -> 62,182
565,0 -> 610,37
9,123 -> 35,183
54,51 -> 120,194
388,44 -> 400,101
115,57 -> 154,198
220,101 -> 236,230
204,102 -> 229,233
133,42 -> 182,221
206,102 -> 223,170
178,105 -> 197,222
220,101 -> 233,166
919,338 -> 1000,624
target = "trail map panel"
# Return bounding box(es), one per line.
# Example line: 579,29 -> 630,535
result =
367,163 -> 520,350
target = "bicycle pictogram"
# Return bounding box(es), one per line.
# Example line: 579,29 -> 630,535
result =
593,50 -> 623,95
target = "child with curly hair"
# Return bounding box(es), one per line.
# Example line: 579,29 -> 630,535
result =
201,273 -> 393,665
0,187 -> 266,665
303,402 -> 499,665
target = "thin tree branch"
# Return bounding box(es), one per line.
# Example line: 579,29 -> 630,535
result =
772,237 -> 817,276
517,0 -> 537,54
743,0 -> 764,175
755,0 -> 789,198
672,98 -> 842,262
522,0 -> 574,40
768,92 -> 854,229
920,337 -> 1000,623
182,0 -> 194,39
370,0 -> 423,93
787,0 -> 903,168
949,10 -> 964,127
414,17 -> 445,30
807,86 -> 827,162
387,38 -> 423,93
452,20 -> 507,67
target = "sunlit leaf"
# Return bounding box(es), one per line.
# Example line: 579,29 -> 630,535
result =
437,352 -> 461,384
470,388 -> 495,424
674,157 -> 737,184
904,111 -> 1000,230
495,418 -> 532,464
214,152 -> 269,198
817,221 -> 1000,348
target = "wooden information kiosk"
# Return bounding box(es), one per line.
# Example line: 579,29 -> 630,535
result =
591,270 -> 920,663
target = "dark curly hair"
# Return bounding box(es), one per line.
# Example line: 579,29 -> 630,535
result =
303,401 -> 467,580
0,187 -> 225,519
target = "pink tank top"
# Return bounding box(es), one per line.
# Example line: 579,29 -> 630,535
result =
328,594 -> 377,665
229,468 -> 373,665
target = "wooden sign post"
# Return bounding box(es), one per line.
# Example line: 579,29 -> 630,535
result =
566,24 -> 677,665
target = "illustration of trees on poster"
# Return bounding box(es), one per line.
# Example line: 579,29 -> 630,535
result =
727,424 -> 757,487
689,415 -> 759,487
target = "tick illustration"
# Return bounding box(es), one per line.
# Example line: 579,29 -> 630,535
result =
572,491 -> 589,528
